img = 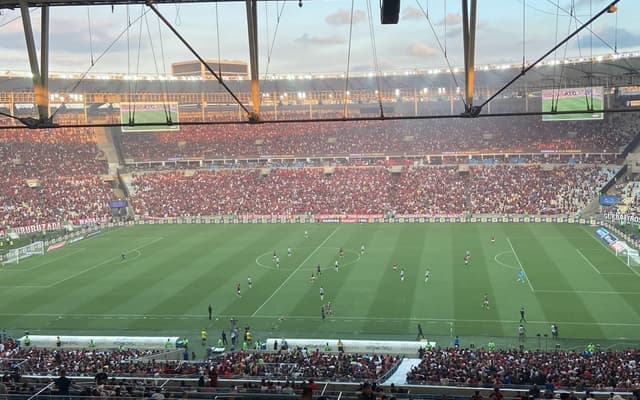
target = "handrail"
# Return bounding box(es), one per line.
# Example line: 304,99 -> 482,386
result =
26,381 -> 54,400
320,382 -> 328,397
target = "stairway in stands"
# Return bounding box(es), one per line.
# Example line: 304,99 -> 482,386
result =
380,358 -> 423,386
93,127 -> 121,175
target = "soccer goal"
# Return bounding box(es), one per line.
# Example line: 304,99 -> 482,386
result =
1,241 -> 44,265
614,244 -> 640,267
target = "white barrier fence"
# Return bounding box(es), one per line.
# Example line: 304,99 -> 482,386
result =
265,338 -> 435,355
17,335 -> 180,350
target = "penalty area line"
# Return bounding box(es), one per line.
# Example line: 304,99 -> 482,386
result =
251,226 -> 340,317
45,237 -> 164,288
506,237 -> 535,292
576,248 -> 602,274
581,227 -> 640,279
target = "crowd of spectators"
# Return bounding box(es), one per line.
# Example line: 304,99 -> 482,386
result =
0,128 -> 112,228
215,348 -> 399,381
1,344 -> 397,383
0,176 -> 113,228
4,344 -> 640,393
120,113 -> 638,161
130,165 -> 614,218
0,128 -> 107,178
407,347 -> 640,391
468,166 -> 616,215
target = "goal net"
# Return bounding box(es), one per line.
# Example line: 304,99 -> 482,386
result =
1,241 -> 44,265
614,242 -> 640,267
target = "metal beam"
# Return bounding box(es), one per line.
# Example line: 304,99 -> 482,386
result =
246,0 -> 260,119
19,0 -> 49,123
461,0 -> 477,115
40,5 -> 50,117
0,0 -> 294,10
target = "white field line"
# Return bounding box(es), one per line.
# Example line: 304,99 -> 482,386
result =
3,312 -> 640,327
576,248 -> 602,274
581,227 -> 640,279
251,227 -> 340,317
506,237 -> 535,292
45,237 -> 164,288
0,248 -> 87,273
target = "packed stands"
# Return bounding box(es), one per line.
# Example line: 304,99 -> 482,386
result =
4,344 -> 640,391
613,180 -> 640,216
1,345 -> 397,382
0,128 -> 107,178
215,349 -> 399,381
0,128 -> 112,229
120,113 -> 638,161
468,165 -> 616,215
130,165 -> 615,217
406,347 -> 640,390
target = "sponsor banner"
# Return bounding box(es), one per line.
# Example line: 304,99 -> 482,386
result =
610,241 -> 626,253
602,233 -> 618,245
595,227 -> 618,245
265,338 -> 435,356
599,195 -> 620,207
18,335 -> 180,350
87,230 -> 101,238
604,212 -> 640,225
47,241 -> 66,252
74,217 -> 107,227
596,227 -> 610,238
68,236 -> 84,245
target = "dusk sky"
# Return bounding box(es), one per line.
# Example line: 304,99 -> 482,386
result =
0,0 -> 638,75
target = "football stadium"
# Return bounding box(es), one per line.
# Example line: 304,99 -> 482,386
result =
1,0 -> 640,399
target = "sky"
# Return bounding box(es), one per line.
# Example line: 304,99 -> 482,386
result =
0,0 -> 638,75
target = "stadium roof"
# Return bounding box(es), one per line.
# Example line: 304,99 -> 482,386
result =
1,53 -> 638,94
0,0 -> 273,9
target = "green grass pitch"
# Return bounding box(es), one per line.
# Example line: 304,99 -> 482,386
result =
542,96 -> 603,121
2,223 -> 640,353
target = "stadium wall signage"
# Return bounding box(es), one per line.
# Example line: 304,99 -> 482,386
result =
11,222 -> 62,235
604,212 -> 640,225
134,215 -> 591,225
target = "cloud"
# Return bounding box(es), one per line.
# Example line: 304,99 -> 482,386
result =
577,26 -> 640,49
401,6 -> 424,20
295,33 -> 345,45
572,0 -> 608,7
408,42 -> 438,58
325,8 -> 366,26
437,12 -> 462,26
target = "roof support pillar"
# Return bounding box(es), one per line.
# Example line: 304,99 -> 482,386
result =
246,0 -> 260,120
20,0 -> 50,124
461,0 -> 478,116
